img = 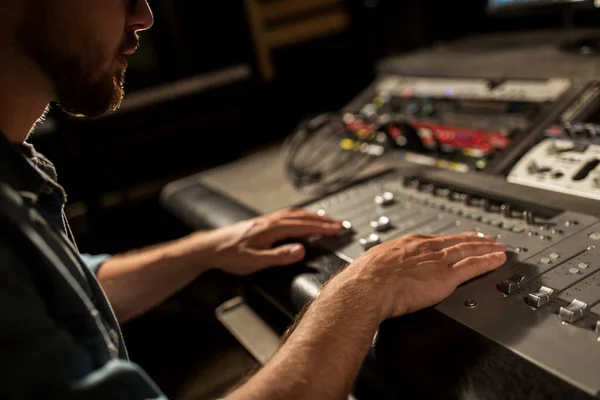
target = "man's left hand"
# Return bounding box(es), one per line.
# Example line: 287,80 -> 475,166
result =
182,208 -> 343,275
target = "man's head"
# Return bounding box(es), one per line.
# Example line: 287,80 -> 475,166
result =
11,0 -> 153,117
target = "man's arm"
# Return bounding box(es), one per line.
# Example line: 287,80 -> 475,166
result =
96,209 -> 342,324
0,243 -> 167,400
94,234 -> 215,324
230,273 -> 384,400
228,233 -> 507,400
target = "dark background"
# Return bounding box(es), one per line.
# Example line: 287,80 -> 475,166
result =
25,1 -> 600,398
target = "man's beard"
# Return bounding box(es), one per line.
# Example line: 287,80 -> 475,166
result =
53,65 -> 126,118
17,8 -> 134,118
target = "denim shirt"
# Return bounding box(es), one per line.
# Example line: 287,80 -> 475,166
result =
0,131 -> 168,399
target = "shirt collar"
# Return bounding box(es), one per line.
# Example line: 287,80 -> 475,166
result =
0,131 -> 55,199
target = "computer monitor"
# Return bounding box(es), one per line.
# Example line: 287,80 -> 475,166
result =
488,0 -> 594,13
488,0 -> 600,54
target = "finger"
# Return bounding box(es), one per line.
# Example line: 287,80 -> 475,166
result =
424,232 -> 495,251
440,241 -> 506,265
450,252 -> 507,284
267,220 -> 343,241
284,211 -> 340,223
275,208 -> 339,222
247,243 -> 306,268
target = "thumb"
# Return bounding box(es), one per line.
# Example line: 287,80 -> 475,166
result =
249,243 -> 306,268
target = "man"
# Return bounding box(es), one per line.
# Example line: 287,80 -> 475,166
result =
0,0 -> 508,399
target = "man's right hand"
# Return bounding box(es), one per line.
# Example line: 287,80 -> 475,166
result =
329,232 -> 507,321
228,231 -> 507,400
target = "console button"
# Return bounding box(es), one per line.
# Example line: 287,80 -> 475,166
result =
589,232 -> 600,241
526,286 -> 554,308
578,262 -> 590,270
559,299 -> 588,323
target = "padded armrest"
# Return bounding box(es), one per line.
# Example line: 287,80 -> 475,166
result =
160,176 -> 260,231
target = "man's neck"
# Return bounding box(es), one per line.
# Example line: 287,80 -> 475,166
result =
0,47 -> 53,144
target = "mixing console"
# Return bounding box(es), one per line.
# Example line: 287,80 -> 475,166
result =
301,170 -> 600,397
162,74 -> 600,399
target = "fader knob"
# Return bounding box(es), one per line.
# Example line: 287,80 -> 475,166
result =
525,286 -> 554,308
339,221 -> 354,236
359,234 -> 381,251
375,192 -> 395,206
370,216 -> 391,232
498,273 -> 525,294
559,299 -> 588,323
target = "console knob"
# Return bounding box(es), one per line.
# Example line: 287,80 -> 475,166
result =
525,286 -> 554,308
339,221 -> 354,235
464,194 -> 474,206
359,234 -> 381,251
523,211 -> 535,226
423,184 -> 436,194
375,192 -> 395,206
559,299 -> 588,323
481,199 -> 492,212
501,204 -> 512,219
563,122 -> 576,138
498,273 -> 525,294
370,216 -> 391,232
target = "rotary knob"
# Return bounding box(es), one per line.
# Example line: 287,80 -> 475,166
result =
375,192 -> 395,206
501,204 -> 512,219
370,216 -> 391,232
522,211 -> 535,226
480,198 -> 492,212
339,220 -> 354,235
360,234 -> 381,251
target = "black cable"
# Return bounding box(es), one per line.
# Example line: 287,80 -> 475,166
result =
282,112 -> 387,195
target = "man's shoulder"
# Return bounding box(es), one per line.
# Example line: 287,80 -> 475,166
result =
21,141 -> 59,182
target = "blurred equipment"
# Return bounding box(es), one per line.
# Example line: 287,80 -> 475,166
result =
283,112 -> 392,194
509,81 -> 600,200
282,75 -> 573,180
244,0 -> 350,81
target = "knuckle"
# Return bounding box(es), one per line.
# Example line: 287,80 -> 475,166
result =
429,250 -> 446,262
266,219 -> 282,230
404,233 -> 425,241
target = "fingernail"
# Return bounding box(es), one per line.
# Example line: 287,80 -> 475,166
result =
492,251 -> 507,258
289,244 -> 304,257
